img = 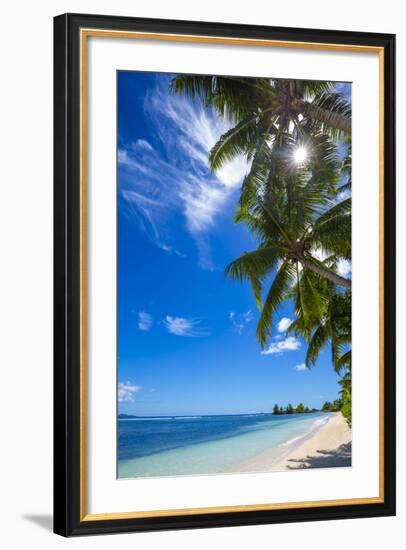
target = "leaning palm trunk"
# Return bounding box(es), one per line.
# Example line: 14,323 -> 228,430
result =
301,257 -> 351,289
296,100 -> 351,133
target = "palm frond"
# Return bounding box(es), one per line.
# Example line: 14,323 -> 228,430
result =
306,322 -> 330,367
225,247 -> 280,307
304,90 -> 352,138
336,350 -> 352,371
295,268 -> 328,331
311,198 -> 351,259
209,114 -> 259,171
256,261 -> 296,347
171,75 -> 266,121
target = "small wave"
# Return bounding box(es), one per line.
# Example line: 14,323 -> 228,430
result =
173,416 -> 202,420
279,416 -> 330,447
279,435 -> 305,447
119,417 -> 175,421
312,416 -> 330,428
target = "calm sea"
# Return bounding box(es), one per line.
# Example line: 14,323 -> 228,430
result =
117,412 -> 331,478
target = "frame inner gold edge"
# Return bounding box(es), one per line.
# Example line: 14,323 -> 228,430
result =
79,27 -> 385,521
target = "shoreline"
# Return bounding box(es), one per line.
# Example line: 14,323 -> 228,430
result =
230,412 -> 351,473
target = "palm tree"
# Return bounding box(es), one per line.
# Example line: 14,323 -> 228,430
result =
286,266 -> 352,426
171,74 -> 352,420
225,137 -> 351,347
172,76 -> 351,251
338,369 -> 352,424
288,288 -> 351,370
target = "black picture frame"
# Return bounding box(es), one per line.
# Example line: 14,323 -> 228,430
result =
54,12 -> 396,537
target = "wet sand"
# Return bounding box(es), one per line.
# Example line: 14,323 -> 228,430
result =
232,412 -> 351,472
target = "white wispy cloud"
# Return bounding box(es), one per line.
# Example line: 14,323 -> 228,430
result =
138,311 -> 153,331
118,381 -> 141,402
120,188 -> 180,254
132,138 -> 154,152
147,82 -> 247,190
118,150 -> 157,179
261,336 -> 301,355
163,316 -> 209,337
229,311 -> 243,334
337,258 -> 352,277
311,246 -> 329,262
277,317 -> 293,333
229,310 -> 253,334
335,188 -> 351,203
180,180 -> 226,233
295,363 -> 307,371
146,81 -> 248,241
119,75 -> 249,269
243,310 -> 253,322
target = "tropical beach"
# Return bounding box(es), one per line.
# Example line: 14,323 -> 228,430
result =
233,412 -> 351,473
117,71 -> 352,478
118,411 -> 350,478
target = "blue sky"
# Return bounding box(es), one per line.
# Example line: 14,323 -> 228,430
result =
117,71 -> 345,416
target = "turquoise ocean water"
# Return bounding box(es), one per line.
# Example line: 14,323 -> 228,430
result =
118,412 -> 331,478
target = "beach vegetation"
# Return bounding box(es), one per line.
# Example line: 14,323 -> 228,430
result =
321,399 -> 342,412
273,402 -> 315,415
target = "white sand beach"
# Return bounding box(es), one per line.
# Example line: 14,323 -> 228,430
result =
232,412 -> 351,473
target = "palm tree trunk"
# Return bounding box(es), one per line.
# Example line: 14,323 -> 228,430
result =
298,100 -> 351,134
301,257 -> 352,289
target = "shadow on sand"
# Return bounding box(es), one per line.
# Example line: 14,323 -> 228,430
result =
286,442 -> 352,469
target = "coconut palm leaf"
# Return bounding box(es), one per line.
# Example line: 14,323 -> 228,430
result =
172,75 -> 352,137
302,90 -> 351,138
306,322 -> 330,367
312,216 -> 351,260
170,74 -> 267,121
171,74 -> 352,354
295,269 -> 328,332
256,260 -> 296,347
225,246 -> 280,307
209,114 -> 260,171
336,350 -> 352,371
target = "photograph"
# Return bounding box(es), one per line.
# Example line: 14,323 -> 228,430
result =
117,71 -> 353,479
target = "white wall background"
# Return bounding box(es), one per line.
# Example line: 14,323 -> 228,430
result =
0,0 -> 403,547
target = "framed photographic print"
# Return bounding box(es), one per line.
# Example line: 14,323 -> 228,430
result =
54,13 -> 396,536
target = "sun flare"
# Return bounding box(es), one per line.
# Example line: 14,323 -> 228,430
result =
293,146 -> 308,164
